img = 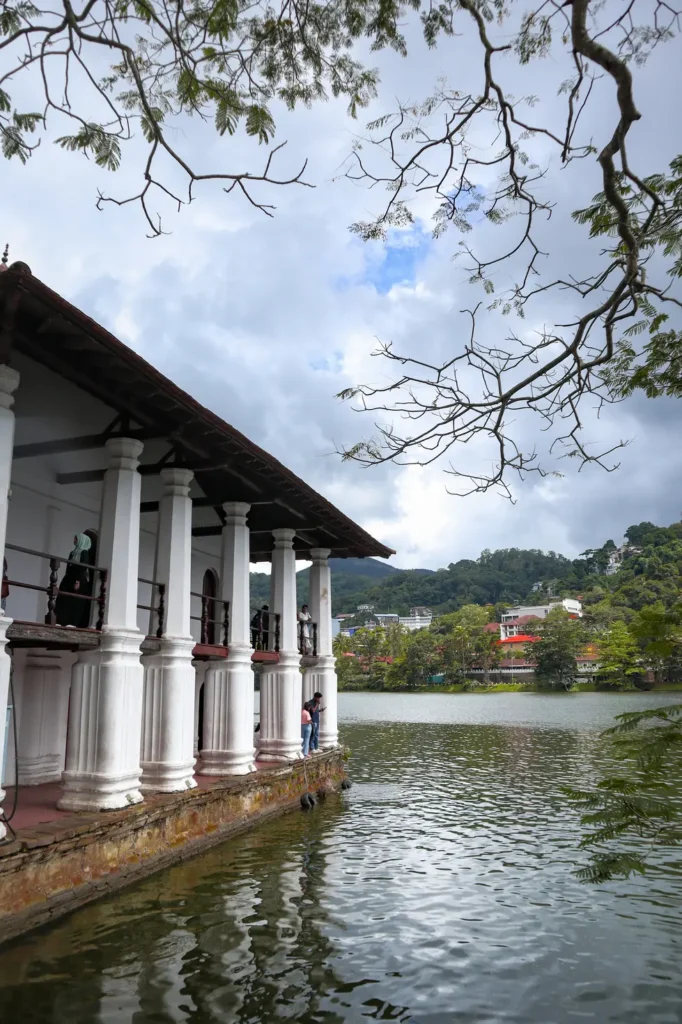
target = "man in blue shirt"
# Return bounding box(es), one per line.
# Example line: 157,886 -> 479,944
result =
305,692 -> 324,752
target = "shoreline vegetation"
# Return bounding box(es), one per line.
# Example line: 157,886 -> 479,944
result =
332,519 -> 682,694
339,682 -> 682,694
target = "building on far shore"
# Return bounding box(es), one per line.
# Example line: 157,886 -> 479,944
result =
399,607 -> 433,631
499,599 -> 582,639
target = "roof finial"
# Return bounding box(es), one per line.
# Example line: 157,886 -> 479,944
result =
1,245 -> 8,266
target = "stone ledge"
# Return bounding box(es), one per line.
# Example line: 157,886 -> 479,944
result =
0,750 -> 346,947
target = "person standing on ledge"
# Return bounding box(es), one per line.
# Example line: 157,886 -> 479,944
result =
301,703 -> 313,758
306,692 -> 324,753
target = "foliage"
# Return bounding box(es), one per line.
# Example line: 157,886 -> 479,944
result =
596,621 -> 641,689
563,704 -> 682,882
532,611 -> 586,691
385,629 -> 439,689
0,0 -> 416,233
628,603 -> 682,684
436,604 -> 500,683
333,625 -> 392,689
334,602 -> 501,690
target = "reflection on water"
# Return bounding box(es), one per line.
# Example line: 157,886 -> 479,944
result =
1,692 -> 681,1023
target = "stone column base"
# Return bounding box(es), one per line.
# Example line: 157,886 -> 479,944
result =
17,753 -> 62,786
199,645 -> 256,776
59,629 -> 145,812
16,651 -> 71,786
140,637 -> 197,793
257,650 -> 303,762
302,655 -> 339,749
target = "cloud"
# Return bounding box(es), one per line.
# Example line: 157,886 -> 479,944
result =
4,15 -> 681,571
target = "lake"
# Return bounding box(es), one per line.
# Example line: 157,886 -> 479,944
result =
1,691 -> 681,1023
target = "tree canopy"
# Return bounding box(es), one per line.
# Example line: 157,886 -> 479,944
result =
0,0 -> 413,233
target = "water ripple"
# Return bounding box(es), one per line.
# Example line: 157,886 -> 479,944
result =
0,692 -> 681,1023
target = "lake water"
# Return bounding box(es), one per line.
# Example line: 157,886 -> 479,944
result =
1,691 -> 682,1023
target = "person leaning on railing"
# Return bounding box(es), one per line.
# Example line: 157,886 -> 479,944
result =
298,604 -> 312,655
55,532 -> 95,628
250,605 -> 270,650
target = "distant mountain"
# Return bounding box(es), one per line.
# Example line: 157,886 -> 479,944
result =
250,549 -> 573,616
327,557 -> 399,579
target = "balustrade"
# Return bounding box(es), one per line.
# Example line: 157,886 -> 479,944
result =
5,542 -> 107,630
190,591 -> 230,647
250,608 -> 281,652
137,578 -> 166,638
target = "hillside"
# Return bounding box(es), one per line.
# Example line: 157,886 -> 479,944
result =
330,548 -> 577,616
247,521 -> 682,618
249,557 -> 406,611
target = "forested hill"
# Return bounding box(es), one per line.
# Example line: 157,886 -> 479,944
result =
247,520 -> 682,617
250,549 -> 573,615
328,548 -> 576,616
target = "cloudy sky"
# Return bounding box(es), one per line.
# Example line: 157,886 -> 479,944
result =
4,7 -> 681,570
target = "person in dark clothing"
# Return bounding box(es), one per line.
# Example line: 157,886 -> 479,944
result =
55,533 -> 94,628
305,691 -> 324,752
251,604 -> 270,650
78,529 -> 98,625
1,557 -> 9,615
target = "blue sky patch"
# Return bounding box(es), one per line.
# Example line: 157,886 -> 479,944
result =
336,223 -> 432,295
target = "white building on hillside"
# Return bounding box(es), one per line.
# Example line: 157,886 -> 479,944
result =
605,545 -> 642,575
500,599 -> 582,639
399,607 -> 433,631
375,612 -> 399,626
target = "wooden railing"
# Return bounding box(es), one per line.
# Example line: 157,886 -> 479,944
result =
190,591 -> 229,646
250,608 -> 281,652
137,578 -> 166,639
4,542 -> 107,630
297,619 -> 318,656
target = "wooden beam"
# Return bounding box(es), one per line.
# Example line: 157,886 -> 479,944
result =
56,469 -> 104,485
58,459 -> 237,486
141,495 -> 217,514
14,430 -> 152,460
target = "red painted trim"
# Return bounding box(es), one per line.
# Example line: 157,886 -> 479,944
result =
252,651 -> 279,663
192,643 -> 228,658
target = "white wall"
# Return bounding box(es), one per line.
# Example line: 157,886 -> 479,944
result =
5,352 -> 227,635
0,352 -> 235,787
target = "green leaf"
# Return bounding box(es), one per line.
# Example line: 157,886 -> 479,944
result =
245,105 -> 275,144
215,91 -> 243,136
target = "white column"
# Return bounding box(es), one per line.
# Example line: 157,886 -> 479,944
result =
257,528 -> 302,762
302,548 -> 339,748
200,502 -> 255,775
59,437 -> 146,811
0,364 -> 19,839
140,468 -> 196,792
